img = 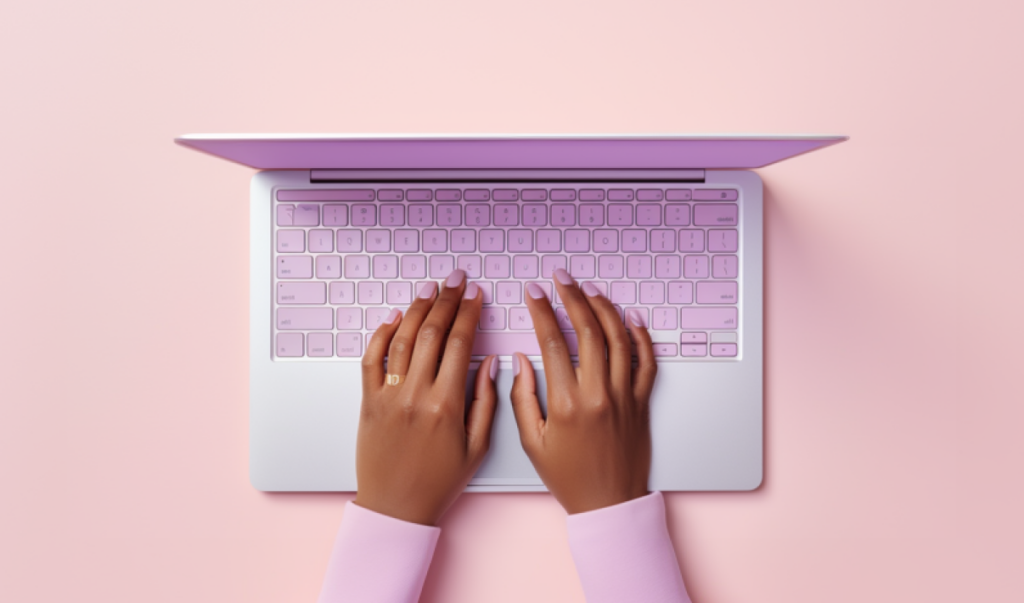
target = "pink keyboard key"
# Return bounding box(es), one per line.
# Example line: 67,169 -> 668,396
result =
451,230 -> 476,252
366,231 -> 391,253
655,255 -> 680,279
609,189 -> 634,201
277,308 -> 332,330
336,308 -> 362,330
627,255 -> 652,278
665,204 -> 690,226
636,204 -> 662,226
438,204 -> 462,226
277,204 -> 294,226
401,255 -> 427,278
537,230 -> 561,252
681,307 -> 738,329
351,204 -> 376,226
429,255 -> 454,278
565,230 -> 590,252
652,308 -> 678,330
478,282 -> 493,304
666,189 -> 692,201
712,255 -> 738,278
625,307 -> 648,327
711,343 -> 738,357
277,189 -> 373,202
278,282 -> 326,304
551,189 -> 576,201
508,230 -> 533,252
481,305 -> 509,329
622,229 -> 646,252
678,229 -> 704,252
681,344 -> 707,357
608,204 -> 633,226
599,255 -> 624,278
277,230 -> 304,253
387,282 -> 412,304
470,332 -> 580,356
366,308 -> 391,331
681,332 -> 707,344
523,204 -> 547,226
494,204 -> 518,226
496,281 -> 522,304
308,229 -> 334,252
357,282 -> 384,304
555,307 -> 573,330
485,255 -> 510,278
697,281 -> 738,304
569,255 -> 596,278
337,230 -> 362,252
394,230 -> 419,252
307,332 -> 333,357
278,256 -> 312,279
522,189 -> 547,201
708,229 -> 738,252
409,205 -> 433,226
527,281 -> 552,300
457,255 -> 482,278
276,333 -> 303,357
323,204 -> 348,226
650,230 -> 675,252
668,281 -> 693,304
330,282 -> 355,304
480,230 -> 504,252
423,229 -> 447,252
493,189 -> 519,201
639,282 -> 665,304
541,255 -> 567,278
611,282 -> 636,304
580,204 -> 604,226
465,189 -> 490,201
513,255 -> 539,278
580,189 -> 605,201
683,255 -> 709,279
466,204 -> 490,226
380,204 -> 405,226
652,343 -> 677,356
551,205 -> 575,226
593,230 -> 618,252
694,203 -> 738,226
336,333 -> 362,357
344,255 -> 370,279
638,189 -> 664,201
436,189 -> 462,201
509,307 -> 533,330
378,189 -> 403,201
407,189 -> 432,201
693,189 -> 738,201
293,204 -> 319,226
480,307 -> 506,330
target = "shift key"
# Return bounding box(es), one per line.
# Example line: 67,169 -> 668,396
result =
681,307 -> 738,329
277,307 -> 332,330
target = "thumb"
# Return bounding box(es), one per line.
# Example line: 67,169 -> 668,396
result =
509,352 -> 544,451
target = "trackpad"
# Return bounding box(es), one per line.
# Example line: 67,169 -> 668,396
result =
467,365 -> 548,483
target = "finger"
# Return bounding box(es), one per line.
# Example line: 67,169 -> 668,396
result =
523,280 -> 576,392
436,281 -> 484,402
386,281 -> 438,377
509,352 -> 544,453
552,268 -> 609,384
407,269 -> 466,385
627,309 -> 658,406
361,308 -> 403,390
466,355 -> 499,461
581,281 -> 633,400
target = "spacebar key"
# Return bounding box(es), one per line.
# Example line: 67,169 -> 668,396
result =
472,331 -> 579,356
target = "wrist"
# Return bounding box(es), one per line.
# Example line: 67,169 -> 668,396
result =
353,494 -> 439,527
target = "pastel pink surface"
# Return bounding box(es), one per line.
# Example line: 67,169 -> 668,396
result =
1,2 -> 1022,603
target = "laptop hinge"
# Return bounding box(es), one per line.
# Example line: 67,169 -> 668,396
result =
309,169 -> 706,183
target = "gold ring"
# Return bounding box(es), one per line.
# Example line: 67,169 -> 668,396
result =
384,374 -> 405,386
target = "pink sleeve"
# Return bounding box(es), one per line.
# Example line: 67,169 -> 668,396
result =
317,501 -> 440,603
566,491 -> 691,603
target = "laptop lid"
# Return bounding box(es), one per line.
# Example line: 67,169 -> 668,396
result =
175,134 -> 847,170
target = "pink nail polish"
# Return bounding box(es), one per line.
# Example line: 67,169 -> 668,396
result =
489,356 -> 498,380
463,282 -> 479,300
627,309 -> 646,328
553,267 -> 574,286
417,281 -> 438,299
512,354 -> 521,376
581,281 -> 602,297
383,308 -> 402,324
446,269 -> 466,288
526,282 -> 547,300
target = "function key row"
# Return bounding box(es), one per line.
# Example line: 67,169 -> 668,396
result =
276,188 -> 739,203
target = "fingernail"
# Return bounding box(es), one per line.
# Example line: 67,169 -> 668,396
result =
417,281 -> 438,299
526,282 -> 547,300
489,355 -> 498,380
383,308 -> 402,325
627,309 -> 646,328
553,268 -> 574,286
581,281 -> 603,298
512,354 -> 521,376
463,282 -> 479,300
445,269 -> 466,288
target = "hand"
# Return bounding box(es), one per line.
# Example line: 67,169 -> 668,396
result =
354,270 -> 498,526
510,268 -> 657,514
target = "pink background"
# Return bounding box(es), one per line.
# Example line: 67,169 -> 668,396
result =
2,1 -> 1022,601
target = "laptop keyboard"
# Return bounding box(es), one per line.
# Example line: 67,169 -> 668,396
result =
273,185 -> 740,361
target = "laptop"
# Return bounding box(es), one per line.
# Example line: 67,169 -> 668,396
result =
176,134 -> 846,492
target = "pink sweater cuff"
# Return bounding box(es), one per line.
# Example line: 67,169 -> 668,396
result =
566,492 -> 691,603
317,501 -> 440,603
